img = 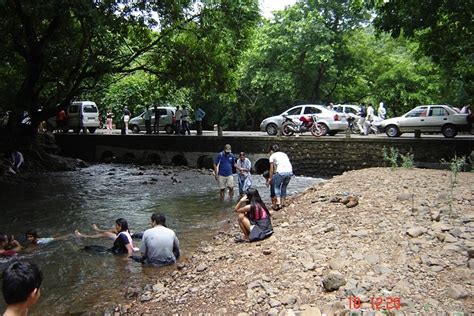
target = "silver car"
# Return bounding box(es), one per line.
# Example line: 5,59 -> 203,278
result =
129,106 -> 176,134
375,105 -> 469,138
260,104 -> 348,136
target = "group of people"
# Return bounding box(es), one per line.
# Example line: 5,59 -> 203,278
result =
213,143 -> 294,242
356,102 -> 385,136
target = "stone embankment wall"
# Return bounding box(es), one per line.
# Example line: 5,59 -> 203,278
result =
54,134 -> 473,177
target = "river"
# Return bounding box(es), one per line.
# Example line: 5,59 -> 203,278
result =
0,164 -> 322,315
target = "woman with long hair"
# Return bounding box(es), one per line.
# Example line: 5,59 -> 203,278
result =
234,188 -> 273,242
75,218 -> 135,255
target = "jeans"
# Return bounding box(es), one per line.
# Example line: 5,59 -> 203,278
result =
273,172 -> 292,198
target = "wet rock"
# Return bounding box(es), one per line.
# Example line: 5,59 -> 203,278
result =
447,285 -> 470,299
322,272 -> 346,291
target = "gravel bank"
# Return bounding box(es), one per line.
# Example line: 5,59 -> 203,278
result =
119,168 -> 473,315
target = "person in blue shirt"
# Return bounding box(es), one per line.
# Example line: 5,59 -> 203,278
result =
213,144 -> 236,201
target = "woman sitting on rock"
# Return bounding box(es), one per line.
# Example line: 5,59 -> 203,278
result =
234,188 -> 273,243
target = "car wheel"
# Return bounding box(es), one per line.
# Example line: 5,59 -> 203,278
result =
282,122 -> 295,136
318,123 -> 328,136
385,125 -> 400,137
88,127 -> 96,134
266,123 -> 278,136
165,125 -> 174,134
131,125 -> 140,134
442,124 -> 457,138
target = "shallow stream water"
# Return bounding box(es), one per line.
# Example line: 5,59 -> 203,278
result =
0,164 -> 321,315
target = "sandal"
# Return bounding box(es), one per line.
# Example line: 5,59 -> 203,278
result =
234,236 -> 247,243
272,204 -> 282,211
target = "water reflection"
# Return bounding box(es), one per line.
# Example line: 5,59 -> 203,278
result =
0,164 -> 321,315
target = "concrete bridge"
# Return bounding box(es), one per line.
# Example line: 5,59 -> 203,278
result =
54,133 -> 473,177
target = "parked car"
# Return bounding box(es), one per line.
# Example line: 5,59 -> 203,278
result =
375,105 -> 469,138
65,101 -> 100,133
129,106 -> 176,134
260,104 -> 347,136
333,104 -> 360,119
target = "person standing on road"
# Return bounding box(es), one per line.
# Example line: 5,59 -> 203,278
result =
123,106 -> 131,135
213,144 -> 236,201
235,152 -> 252,197
153,104 -> 160,134
366,103 -> 375,134
267,144 -> 293,210
174,106 -> 182,135
357,104 -> 367,135
144,105 -> 152,134
139,213 -> 180,266
106,109 -> 113,134
378,102 -> 386,119
180,107 -> 191,135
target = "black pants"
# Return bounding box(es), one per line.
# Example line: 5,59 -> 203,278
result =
145,120 -> 151,134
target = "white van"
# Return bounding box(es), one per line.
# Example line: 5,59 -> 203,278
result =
66,101 -> 100,133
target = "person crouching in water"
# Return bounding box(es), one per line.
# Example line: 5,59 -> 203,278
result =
234,188 -> 273,243
75,218 -> 135,256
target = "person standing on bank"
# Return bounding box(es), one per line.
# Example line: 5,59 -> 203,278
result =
235,152 -> 252,197
213,144 -> 236,200
267,144 -> 293,210
139,213 -> 180,266
106,109 -> 113,134
153,104 -> 160,134
144,105 -> 152,134
123,106 -> 131,135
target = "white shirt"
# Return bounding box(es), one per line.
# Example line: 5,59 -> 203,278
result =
269,151 -> 292,173
367,106 -> 374,120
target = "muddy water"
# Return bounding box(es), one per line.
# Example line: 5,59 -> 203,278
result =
0,164 -> 321,315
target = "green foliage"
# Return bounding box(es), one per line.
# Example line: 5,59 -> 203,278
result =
373,0 -> 473,105
400,152 -> 415,169
382,147 -> 399,170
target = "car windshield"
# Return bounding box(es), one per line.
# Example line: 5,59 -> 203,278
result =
83,104 -> 98,113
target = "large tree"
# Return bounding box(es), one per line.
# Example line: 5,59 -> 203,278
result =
0,0 -> 259,132
373,0 -> 473,104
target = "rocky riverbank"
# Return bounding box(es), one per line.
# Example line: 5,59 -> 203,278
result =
116,167 -> 473,315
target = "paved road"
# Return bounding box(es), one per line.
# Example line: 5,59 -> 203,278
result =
91,128 -> 474,140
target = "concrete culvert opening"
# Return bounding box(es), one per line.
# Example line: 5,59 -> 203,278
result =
172,155 -> 188,166
146,153 -> 162,165
254,158 -> 270,174
101,151 -> 114,163
197,155 -> 214,169
122,153 -> 136,164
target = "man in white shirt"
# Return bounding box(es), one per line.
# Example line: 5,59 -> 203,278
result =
267,144 -> 293,210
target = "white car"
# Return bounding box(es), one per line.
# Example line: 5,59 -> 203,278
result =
333,104 -> 360,119
375,105 -> 469,138
260,104 -> 348,136
129,106 -> 176,134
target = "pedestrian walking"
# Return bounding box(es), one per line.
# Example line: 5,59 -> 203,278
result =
153,104 -> 160,134
123,106 -> 131,135
235,152 -> 252,197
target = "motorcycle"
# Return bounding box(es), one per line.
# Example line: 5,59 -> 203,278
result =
348,115 -> 382,135
281,114 -> 324,137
